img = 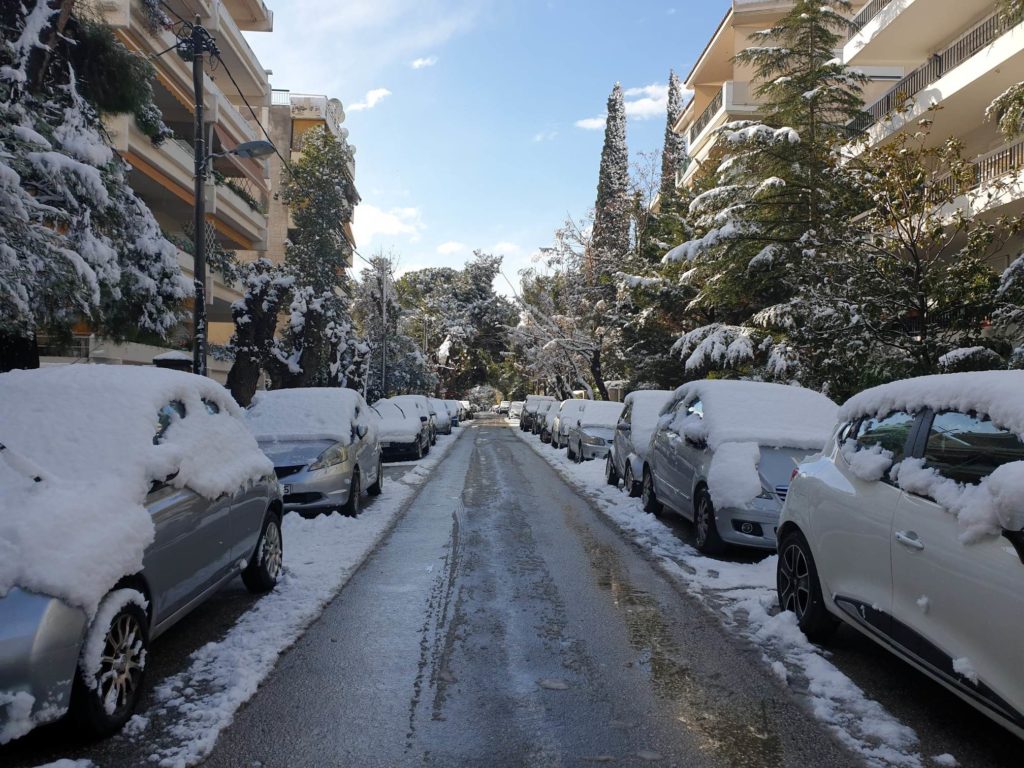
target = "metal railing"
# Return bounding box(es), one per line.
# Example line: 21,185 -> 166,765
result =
689,87 -> 724,144
851,0 -> 894,31
851,11 -> 1010,130
929,138 -> 1024,201
271,89 -> 292,106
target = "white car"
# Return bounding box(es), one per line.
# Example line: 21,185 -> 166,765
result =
508,400 -> 525,420
428,397 -> 452,436
778,371 -> 1024,739
566,401 -> 625,462
551,399 -> 588,449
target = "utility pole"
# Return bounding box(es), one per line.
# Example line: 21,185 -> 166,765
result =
179,18 -> 219,377
379,267 -> 388,397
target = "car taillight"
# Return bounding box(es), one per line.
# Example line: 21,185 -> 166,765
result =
790,468 -> 799,481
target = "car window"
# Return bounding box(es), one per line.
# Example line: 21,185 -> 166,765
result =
154,400 -> 186,444
924,411 -> 1024,485
202,398 -> 220,415
687,398 -> 703,417
853,411 -> 914,461
621,403 -> 633,424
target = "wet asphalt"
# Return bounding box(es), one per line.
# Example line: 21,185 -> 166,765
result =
200,423 -> 856,768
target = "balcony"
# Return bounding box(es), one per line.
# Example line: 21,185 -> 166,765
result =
845,0 -> 994,65
221,0 -> 272,31
684,81 -> 760,156
932,138 -> 1024,219
207,0 -> 270,102
288,93 -> 347,139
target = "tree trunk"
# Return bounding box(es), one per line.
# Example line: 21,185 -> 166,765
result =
0,332 -> 41,372
27,0 -> 76,94
227,354 -> 263,407
590,348 -> 609,400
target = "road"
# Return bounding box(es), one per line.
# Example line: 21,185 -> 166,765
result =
200,422 -> 854,767
3,420 -> 1021,767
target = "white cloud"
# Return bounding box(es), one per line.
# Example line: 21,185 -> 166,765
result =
436,241 -> 466,255
348,87 -> 392,112
490,241 -> 522,255
574,116 -> 606,131
532,130 -> 558,142
575,81 -> 693,130
411,55 -> 439,69
353,204 -> 424,247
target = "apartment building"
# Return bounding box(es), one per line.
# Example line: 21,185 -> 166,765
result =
673,0 -> 894,189
843,0 -> 1024,269
43,0 -> 275,380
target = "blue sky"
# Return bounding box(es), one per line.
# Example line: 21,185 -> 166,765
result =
245,1 -> 727,293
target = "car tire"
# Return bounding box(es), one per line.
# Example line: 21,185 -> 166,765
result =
367,459 -> 384,496
693,489 -> 727,555
605,454 -> 619,486
641,467 -> 662,515
777,530 -> 839,643
70,592 -> 149,738
623,464 -> 641,498
416,440 -> 424,460
242,511 -> 283,594
341,470 -> 361,517
566,440 -> 575,461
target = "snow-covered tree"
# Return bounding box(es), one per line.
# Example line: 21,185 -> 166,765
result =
0,0 -> 187,370
268,126 -> 366,390
986,1 -> 1024,139
591,83 -> 631,271
659,70 -> 689,204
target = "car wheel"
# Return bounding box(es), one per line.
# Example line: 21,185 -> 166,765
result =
566,440 -> 575,461
605,454 -> 619,486
242,511 -> 283,593
70,591 -> 149,737
624,463 -> 641,498
341,470 -> 361,517
416,440 -> 424,460
367,459 -> 384,496
777,530 -> 839,643
693,490 -> 727,555
641,467 -> 662,515
575,442 -> 584,463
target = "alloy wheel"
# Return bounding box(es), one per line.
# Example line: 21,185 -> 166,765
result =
695,496 -> 710,547
260,520 -> 283,581
778,542 -> 811,619
97,613 -> 146,716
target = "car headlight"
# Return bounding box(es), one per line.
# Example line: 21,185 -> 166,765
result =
581,434 -> 605,446
309,443 -> 348,471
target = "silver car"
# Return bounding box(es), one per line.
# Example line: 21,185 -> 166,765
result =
246,388 -> 383,517
428,397 -> 452,436
641,380 -> 837,554
551,399 -> 587,449
391,395 -> 437,445
566,401 -> 624,462
0,366 -> 281,742
606,390 -> 673,496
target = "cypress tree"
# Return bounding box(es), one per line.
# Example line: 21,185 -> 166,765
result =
591,83 -> 630,273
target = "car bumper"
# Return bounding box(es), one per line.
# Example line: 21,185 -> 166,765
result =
580,443 -> 610,461
715,503 -> 782,550
0,589 -> 86,744
277,466 -> 353,514
381,441 -> 421,460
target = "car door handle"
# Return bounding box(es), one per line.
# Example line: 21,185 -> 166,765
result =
895,530 -> 924,551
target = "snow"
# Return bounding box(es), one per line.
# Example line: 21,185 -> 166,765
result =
139,433 -> 460,768
79,590 -> 149,709
931,755 -> 958,767
0,366 -> 271,617
623,390 -> 673,459
371,399 -> 421,442
152,350 -> 192,362
841,441 -> 894,482
577,400 -> 624,428
951,657 -> 978,685
512,426 -> 926,768
245,387 -> 368,445
707,441 -> 763,508
665,380 -> 837,451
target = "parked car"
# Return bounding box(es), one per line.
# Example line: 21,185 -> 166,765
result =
532,400 -> 556,437
551,399 -> 588,449
445,399 -> 462,428
428,397 -> 452,436
0,366 -> 281,742
373,399 -> 431,460
245,388 -> 382,517
642,381 -> 837,554
498,400 -> 511,415
777,371 -> 1024,739
566,401 -> 625,462
459,400 -> 473,420
606,390 -> 673,496
508,400 -> 525,420
520,395 -> 557,432
391,395 -> 437,445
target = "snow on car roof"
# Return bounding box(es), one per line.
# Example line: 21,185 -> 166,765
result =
667,380 -> 837,450
372,399 -> 421,437
623,390 -> 673,455
246,387 -> 363,445
838,371 -> 1024,437
0,365 -> 271,615
578,400 -> 625,428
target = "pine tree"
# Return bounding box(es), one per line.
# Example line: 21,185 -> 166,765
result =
269,126 -> 365,390
591,83 -> 630,272
659,70 -> 689,203
0,1 -> 186,370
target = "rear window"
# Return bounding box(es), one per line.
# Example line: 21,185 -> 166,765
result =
924,411 -> 1024,485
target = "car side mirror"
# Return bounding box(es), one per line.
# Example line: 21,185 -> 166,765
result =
356,424 -> 368,439
149,469 -> 179,494
420,416 -> 428,423
617,421 -> 631,432
1003,529 -> 1024,566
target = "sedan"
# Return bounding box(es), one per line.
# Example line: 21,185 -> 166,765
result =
605,389 -> 672,496
0,366 -> 281,742
373,399 -> 431,460
245,388 -> 382,517
566,401 -> 624,462
778,370 -> 1024,740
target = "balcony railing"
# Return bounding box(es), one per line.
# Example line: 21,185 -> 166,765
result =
930,138 -> 1024,200
849,11 -> 1010,131
690,87 -> 724,144
851,0 -> 895,31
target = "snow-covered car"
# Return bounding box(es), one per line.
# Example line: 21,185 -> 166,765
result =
520,395 -> 556,432
391,395 -> 437,445
428,397 -> 452,435
551,399 -> 588,449
373,399 -> 431,460
566,401 -> 624,462
444,399 -> 462,428
498,400 -> 510,415
605,390 -> 673,496
777,371 -> 1024,739
508,400 -> 525,420
0,366 -> 281,743
642,381 -> 837,554
245,388 -> 382,517
532,399 -> 556,437
459,400 -> 473,420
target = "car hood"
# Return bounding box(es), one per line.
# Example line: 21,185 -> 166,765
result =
378,426 -> 420,441
258,439 -> 334,467
580,426 -> 615,441
758,446 -> 816,487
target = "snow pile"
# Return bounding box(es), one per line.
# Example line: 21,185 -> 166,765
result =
372,399 -> 421,441
840,441 -> 894,482
246,388 -> 366,444
79,589 -> 149,699
511,426 -> 928,768
141,433 -> 462,768
0,366 -> 271,616
707,442 -> 762,508
666,380 -> 837,450
578,400 -> 624,428
623,390 -> 673,459
937,346 -> 1001,372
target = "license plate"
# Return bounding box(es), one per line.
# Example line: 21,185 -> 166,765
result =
282,484 -> 291,495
